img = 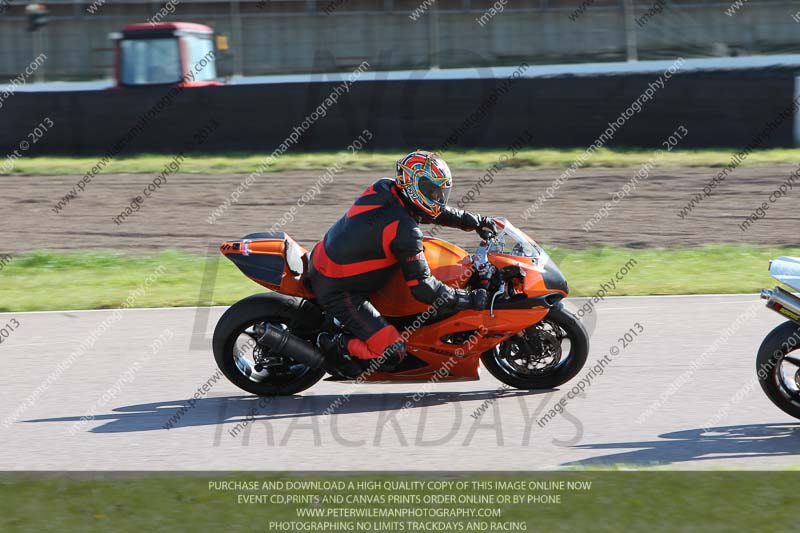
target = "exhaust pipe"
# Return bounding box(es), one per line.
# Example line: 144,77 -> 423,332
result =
258,324 -> 324,368
761,286 -> 800,322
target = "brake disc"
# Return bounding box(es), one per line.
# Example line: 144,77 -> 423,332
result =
522,323 -> 563,371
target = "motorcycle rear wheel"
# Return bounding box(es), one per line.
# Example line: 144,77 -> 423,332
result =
480,303 -> 589,389
756,320 -> 800,420
213,293 -> 326,396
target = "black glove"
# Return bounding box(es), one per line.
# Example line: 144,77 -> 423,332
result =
469,288 -> 489,310
453,288 -> 488,310
477,216 -> 498,240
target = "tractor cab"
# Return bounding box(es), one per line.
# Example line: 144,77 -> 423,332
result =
111,22 -> 220,88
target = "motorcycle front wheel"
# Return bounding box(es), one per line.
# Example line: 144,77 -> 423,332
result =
480,303 -> 589,389
756,320 -> 800,420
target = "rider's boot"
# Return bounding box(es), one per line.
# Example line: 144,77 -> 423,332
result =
317,332 -> 364,379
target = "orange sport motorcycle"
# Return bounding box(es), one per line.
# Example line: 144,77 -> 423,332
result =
213,218 -> 589,396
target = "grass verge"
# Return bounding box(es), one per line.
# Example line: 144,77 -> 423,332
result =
4,147 -> 800,176
0,472 -> 796,532
0,245 -> 796,312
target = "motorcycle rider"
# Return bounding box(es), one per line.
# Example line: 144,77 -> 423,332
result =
308,150 -> 498,378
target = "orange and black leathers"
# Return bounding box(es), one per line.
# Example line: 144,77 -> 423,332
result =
307,178 -> 483,360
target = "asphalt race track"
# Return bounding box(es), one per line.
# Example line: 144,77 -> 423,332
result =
2,294 -> 799,471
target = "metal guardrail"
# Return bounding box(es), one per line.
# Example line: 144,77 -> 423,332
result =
1,0 -> 799,80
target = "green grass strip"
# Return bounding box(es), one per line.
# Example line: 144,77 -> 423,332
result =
3,147 -> 800,176
0,245 -> 796,312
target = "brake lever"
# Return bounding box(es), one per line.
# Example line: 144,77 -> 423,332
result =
489,281 -> 505,318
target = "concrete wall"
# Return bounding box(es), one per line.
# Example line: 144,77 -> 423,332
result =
0,0 -> 799,80
1,67 -> 795,154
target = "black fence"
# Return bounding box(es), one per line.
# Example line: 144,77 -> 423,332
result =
1,67 -> 796,155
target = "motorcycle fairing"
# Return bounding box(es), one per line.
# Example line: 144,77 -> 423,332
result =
221,228 -> 565,381
222,227 -> 567,315
369,238 -> 473,317
358,308 -> 551,381
770,257 -> 800,293
220,232 -> 313,298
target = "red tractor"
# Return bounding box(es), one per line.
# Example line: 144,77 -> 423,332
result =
110,22 -> 222,88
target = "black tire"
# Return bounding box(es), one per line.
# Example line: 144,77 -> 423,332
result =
481,303 -> 589,389
213,293 -> 326,396
756,320 -> 800,420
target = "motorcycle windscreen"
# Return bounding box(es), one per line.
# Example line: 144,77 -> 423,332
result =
770,256 -> 800,292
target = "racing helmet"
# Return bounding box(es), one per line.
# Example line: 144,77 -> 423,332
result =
395,150 -> 452,218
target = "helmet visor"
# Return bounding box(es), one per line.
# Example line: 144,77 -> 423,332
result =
418,175 -> 450,207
